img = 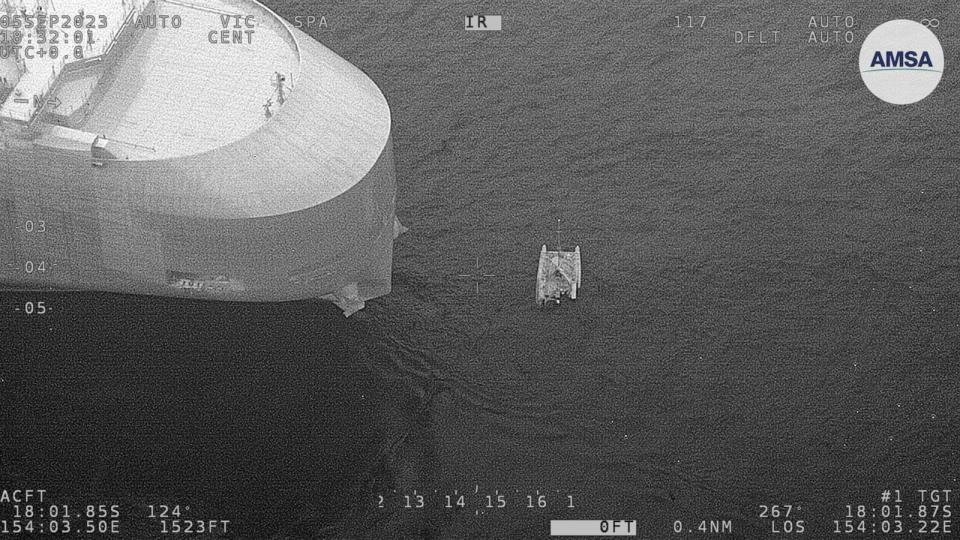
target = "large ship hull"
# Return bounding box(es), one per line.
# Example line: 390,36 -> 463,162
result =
0,136 -> 397,312
0,1 -> 400,316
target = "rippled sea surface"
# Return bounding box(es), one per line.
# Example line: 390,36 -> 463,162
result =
3,1 -> 959,538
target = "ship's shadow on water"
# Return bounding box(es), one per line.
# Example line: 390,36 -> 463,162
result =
0,291 -> 437,539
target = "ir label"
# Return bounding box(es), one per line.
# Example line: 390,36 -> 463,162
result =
465,15 -> 501,31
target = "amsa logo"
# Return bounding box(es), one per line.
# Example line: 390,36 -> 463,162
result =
859,20 -> 944,104
869,50 -> 935,69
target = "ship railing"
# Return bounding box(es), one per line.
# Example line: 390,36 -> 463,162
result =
64,0 -> 145,73
109,137 -> 157,154
250,0 -> 302,94
100,1 -> 141,59
163,0 -> 243,17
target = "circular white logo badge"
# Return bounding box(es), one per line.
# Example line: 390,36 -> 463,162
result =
859,19 -> 944,105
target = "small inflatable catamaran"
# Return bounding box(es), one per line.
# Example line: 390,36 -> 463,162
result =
536,220 -> 581,307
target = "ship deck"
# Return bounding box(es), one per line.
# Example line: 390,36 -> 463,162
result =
73,0 -> 300,159
0,0 -> 134,123
2,0 -> 393,219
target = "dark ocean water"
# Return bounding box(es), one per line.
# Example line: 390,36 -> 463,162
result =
3,1 -> 960,538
